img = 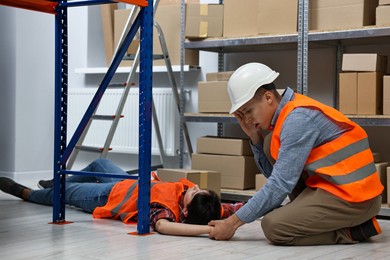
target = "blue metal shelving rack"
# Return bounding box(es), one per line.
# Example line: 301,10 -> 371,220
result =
1,0 -> 153,234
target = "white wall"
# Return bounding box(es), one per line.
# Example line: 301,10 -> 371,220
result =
0,7 -> 54,182
0,8 -> 16,175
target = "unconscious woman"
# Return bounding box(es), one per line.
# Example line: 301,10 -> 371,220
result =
0,158 -> 243,236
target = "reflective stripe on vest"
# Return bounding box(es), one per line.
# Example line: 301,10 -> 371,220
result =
111,180 -> 138,217
306,138 -> 377,185
270,93 -> 383,202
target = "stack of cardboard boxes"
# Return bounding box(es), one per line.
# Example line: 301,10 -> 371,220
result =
339,53 -> 388,115
185,0 -> 385,40
191,136 -> 257,190
101,1 -> 389,69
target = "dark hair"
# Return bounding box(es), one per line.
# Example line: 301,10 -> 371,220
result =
262,82 -> 276,90
184,190 -> 221,225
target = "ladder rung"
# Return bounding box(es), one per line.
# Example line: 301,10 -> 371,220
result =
108,83 -> 127,88
124,54 -> 165,60
92,115 -> 124,120
75,145 -> 113,153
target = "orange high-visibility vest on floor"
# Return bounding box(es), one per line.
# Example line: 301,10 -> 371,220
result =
93,178 -> 195,223
270,93 -> 383,202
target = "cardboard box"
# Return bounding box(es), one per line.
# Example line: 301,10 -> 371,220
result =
357,72 -> 383,115
384,76 -> 390,114
185,4 -> 223,39
114,9 -> 140,66
192,153 -> 257,190
154,4 -> 199,66
206,71 -> 234,82
255,174 -> 267,191
339,73 -> 358,114
309,0 -> 378,31
157,168 -> 221,195
196,136 -> 253,156
342,54 -> 388,73
257,0 -> 298,34
101,4 -> 117,65
376,162 -> 389,203
376,5 -> 390,26
223,0 -> 258,37
198,81 -> 231,113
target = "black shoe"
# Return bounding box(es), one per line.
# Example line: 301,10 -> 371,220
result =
37,179 -> 54,189
349,217 -> 382,242
0,177 -> 29,200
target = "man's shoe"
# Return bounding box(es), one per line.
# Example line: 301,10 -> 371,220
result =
349,217 -> 382,242
0,177 -> 29,200
37,179 -> 54,189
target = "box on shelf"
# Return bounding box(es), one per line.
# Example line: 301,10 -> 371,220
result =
376,162 -> 389,203
376,5 -> 390,26
342,54 -> 388,73
101,4 -> 117,65
109,5 -> 199,67
206,71 -> 234,82
157,168 -> 221,195
339,73 -> 358,114
357,72 -> 383,115
257,0 -> 298,35
196,136 -> 253,156
384,76 -> 390,114
198,81 -> 231,113
192,153 -> 257,190
185,4 -> 223,39
379,0 -> 390,5
309,0 -> 378,31
154,3 -> 199,66
255,174 -> 267,191
114,9 -> 139,66
223,0 -> 258,37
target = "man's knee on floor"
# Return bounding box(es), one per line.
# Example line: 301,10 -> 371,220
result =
261,215 -> 291,245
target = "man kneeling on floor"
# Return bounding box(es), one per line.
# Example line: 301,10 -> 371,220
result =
208,62 -> 383,245
0,158 -> 243,236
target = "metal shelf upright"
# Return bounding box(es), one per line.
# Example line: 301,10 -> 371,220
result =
1,0 -> 153,234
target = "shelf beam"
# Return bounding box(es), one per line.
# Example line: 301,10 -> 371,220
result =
184,26 -> 390,53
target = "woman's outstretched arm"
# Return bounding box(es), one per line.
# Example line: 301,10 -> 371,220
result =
155,219 -> 212,236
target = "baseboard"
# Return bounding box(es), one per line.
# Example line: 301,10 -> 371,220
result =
0,170 -> 52,187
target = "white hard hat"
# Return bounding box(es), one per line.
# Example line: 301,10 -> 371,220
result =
227,62 -> 279,114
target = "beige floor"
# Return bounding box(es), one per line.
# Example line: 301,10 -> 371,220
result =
1,186 -> 390,259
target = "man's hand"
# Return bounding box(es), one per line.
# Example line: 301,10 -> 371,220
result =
233,111 -> 262,145
208,215 -> 244,240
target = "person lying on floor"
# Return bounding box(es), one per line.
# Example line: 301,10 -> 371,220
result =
0,158 -> 243,236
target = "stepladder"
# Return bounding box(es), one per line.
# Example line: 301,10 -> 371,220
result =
66,0 -> 193,170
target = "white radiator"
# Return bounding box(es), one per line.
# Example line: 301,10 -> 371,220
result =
67,88 -> 179,156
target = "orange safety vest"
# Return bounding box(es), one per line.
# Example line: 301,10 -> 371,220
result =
93,178 -> 196,224
270,93 -> 383,202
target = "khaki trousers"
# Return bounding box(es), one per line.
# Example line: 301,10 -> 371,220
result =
261,133 -> 382,245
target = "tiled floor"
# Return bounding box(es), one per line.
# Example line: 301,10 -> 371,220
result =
1,183 -> 390,259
